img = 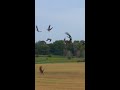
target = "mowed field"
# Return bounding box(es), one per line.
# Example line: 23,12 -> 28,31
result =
35,62 -> 85,90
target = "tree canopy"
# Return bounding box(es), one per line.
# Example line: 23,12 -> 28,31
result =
35,40 -> 85,58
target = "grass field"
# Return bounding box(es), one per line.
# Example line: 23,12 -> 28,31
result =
35,62 -> 85,90
35,56 -> 85,64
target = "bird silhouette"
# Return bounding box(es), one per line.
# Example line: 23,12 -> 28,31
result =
47,25 -> 53,31
46,38 -> 52,42
65,32 -> 72,39
64,32 -> 72,44
36,25 -> 42,32
64,38 -> 72,45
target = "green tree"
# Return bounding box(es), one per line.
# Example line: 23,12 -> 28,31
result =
52,40 -> 65,55
35,41 -> 50,55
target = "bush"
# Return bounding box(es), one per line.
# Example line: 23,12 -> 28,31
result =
48,54 -> 52,57
67,56 -> 71,60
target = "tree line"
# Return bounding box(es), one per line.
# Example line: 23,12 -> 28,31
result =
35,40 -> 85,58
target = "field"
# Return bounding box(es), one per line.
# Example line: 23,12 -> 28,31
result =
35,55 -> 85,64
35,62 -> 85,90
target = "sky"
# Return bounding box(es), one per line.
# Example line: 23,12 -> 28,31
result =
35,0 -> 85,43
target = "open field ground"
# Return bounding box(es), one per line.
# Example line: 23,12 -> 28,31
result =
35,62 -> 85,90
35,55 -> 85,64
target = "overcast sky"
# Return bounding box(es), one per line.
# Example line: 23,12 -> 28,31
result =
35,0 -> 85,43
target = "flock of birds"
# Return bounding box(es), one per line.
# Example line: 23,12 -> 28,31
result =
35,25 -> 72,44
36,25 -> 73,75
36,25 -> 53,42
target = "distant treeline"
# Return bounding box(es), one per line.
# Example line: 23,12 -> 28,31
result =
35,40 -> 85,58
